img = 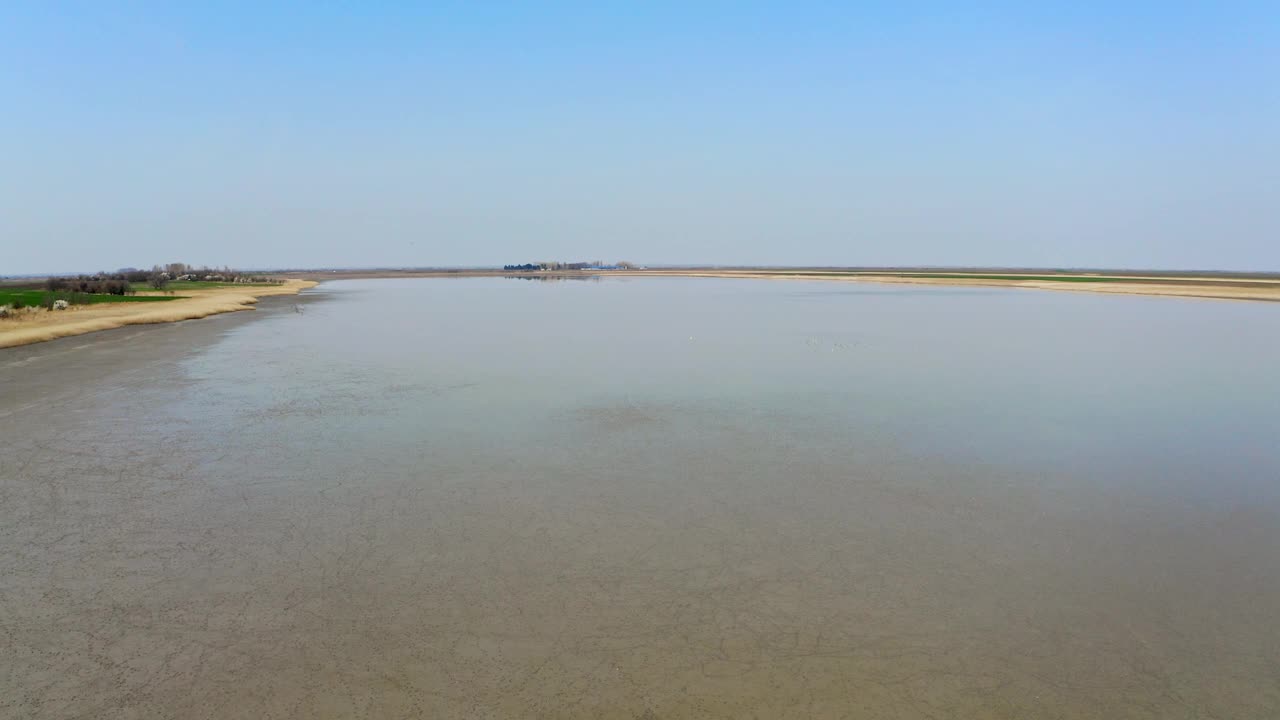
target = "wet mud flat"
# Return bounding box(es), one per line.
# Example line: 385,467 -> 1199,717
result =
2,278 -> 1279,718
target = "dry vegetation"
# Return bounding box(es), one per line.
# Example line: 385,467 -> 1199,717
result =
0,280 -> 317,349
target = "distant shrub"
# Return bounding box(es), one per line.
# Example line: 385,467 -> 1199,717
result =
63,277 -> 130,295
72,278 -> 130,294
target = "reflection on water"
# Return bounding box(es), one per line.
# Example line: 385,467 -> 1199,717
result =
502,273 -> 605,282
2,278 -> 1279,718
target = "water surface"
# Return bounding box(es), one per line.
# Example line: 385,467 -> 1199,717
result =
3,278 -> 1279,718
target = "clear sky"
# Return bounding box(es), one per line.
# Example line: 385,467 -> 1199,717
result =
3,2 -> 1277,274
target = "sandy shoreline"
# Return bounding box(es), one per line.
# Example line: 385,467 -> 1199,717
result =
632,270 -> 1280,302
286,268 -> 1280,303
0,279 -> 317,349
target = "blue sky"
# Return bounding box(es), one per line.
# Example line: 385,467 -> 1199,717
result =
3,2 -> 1277,274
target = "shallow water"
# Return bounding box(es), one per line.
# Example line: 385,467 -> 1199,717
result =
3,277 -> 1279,718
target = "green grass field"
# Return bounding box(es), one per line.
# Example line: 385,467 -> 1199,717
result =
0,280 -> 280,309
0,289 -> 184,308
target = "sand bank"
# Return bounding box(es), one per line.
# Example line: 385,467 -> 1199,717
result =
283,268 -> 1280,302
622,270 -> 1280,302
0,280 -> 317,349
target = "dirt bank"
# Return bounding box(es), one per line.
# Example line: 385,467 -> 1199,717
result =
279,268 -> 1280,302
632,270 -> 1280,302
0,280 -> 318,349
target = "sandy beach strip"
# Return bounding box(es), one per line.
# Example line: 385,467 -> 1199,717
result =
285,268 -> 1280,303
620,270 -> 1280,302
0,280 -> 318,349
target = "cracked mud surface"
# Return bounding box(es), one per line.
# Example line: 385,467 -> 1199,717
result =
3,279 -> 1279,718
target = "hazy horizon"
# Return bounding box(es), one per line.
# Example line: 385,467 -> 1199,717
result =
4,3 -> 1278,276
11,262 -> 1280,281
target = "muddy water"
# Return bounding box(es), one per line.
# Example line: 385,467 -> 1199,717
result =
3,278 -> 1279,719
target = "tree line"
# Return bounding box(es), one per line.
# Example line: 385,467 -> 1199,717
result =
43,263 -> 276,294
503,261 -> 636,271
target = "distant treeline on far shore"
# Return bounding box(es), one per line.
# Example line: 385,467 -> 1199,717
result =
503,261 -> 636,271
